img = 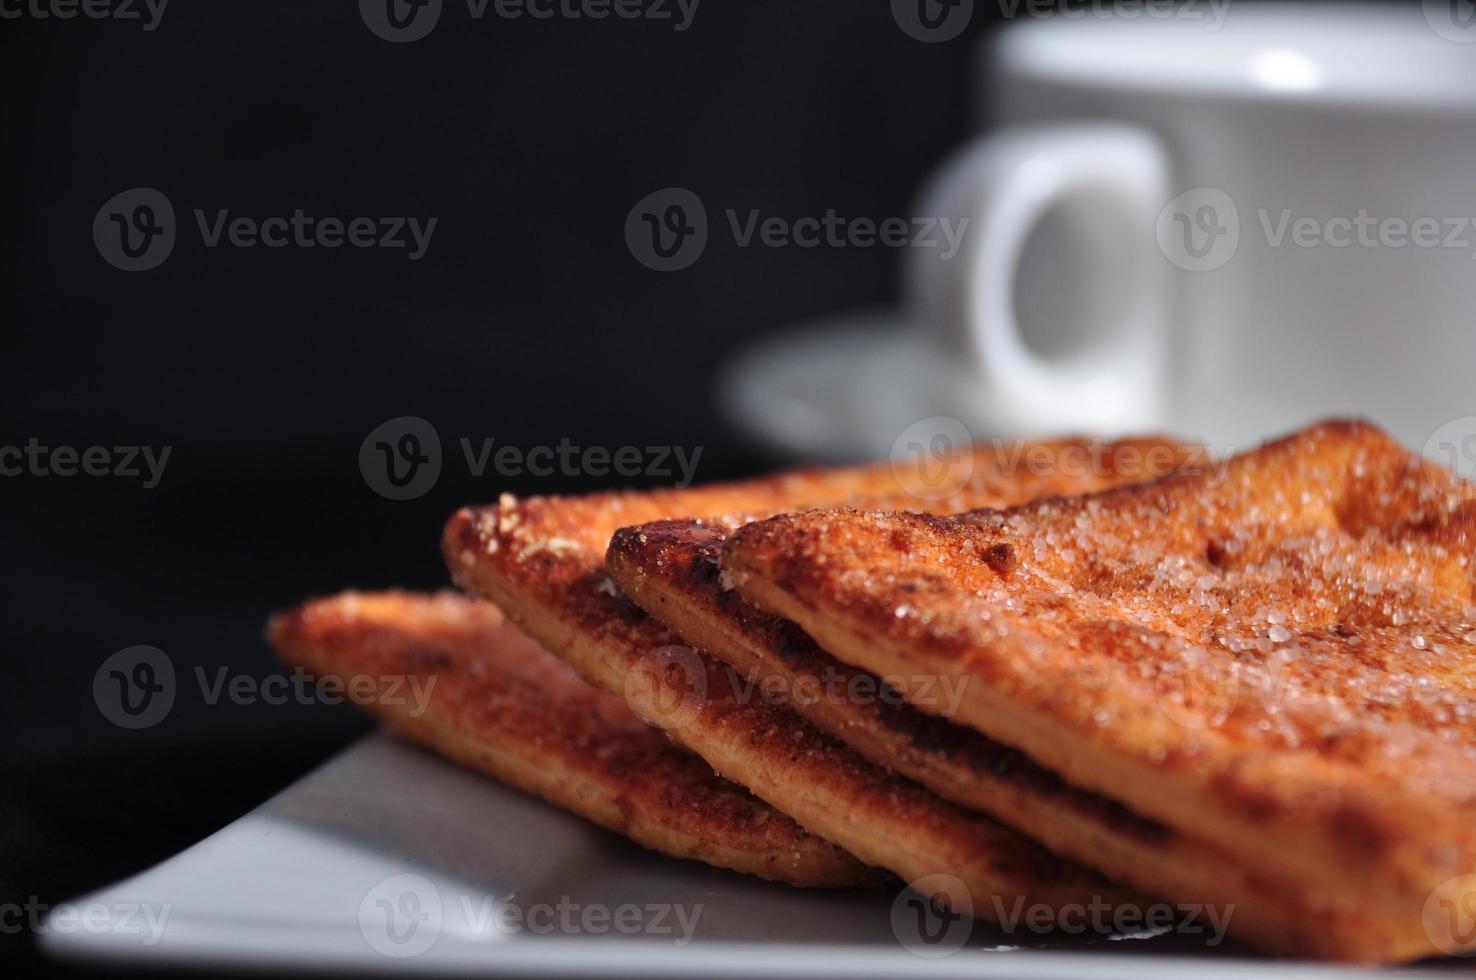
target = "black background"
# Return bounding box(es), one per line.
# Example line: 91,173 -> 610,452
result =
0,1 -> 1380,976
2,2 -> 979,975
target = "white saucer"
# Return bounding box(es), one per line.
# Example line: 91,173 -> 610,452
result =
40,733 -> 1413,977
718,309 -> 960,462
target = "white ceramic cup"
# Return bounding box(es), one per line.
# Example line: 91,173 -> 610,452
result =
907,2 -> 1476,450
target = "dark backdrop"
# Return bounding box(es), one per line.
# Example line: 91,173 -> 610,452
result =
1,2 -> 979,974
3,0 -> 979,757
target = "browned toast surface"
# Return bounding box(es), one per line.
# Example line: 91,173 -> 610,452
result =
606,517 -> 1396,959
443,439 -> 1186,919
723,419 -> 1476,959
607,518 -> 1150,833
267,590 -> 873,887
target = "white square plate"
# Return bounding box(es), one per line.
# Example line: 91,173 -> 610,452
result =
40,734 -> 1465,977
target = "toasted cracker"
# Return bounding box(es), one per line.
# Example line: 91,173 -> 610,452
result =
268,590 -> 873,887
723,419 -> 1476,960
444,439 -> 1190,920
608,518 -> 1401,958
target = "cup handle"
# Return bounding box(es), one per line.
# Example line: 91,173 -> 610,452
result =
906,123 -> 1171,436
